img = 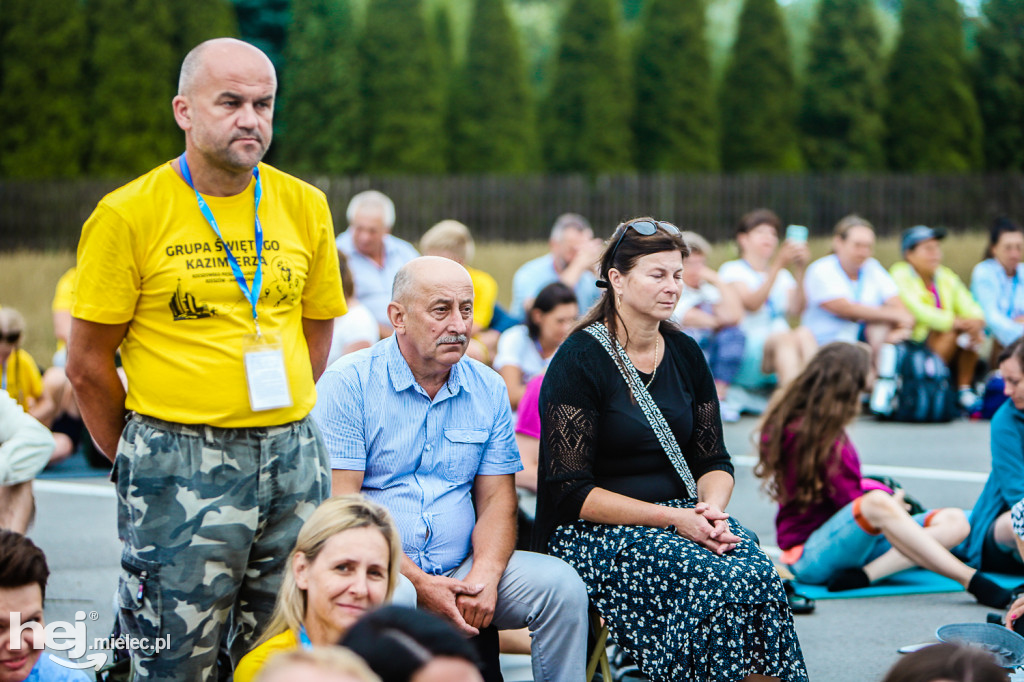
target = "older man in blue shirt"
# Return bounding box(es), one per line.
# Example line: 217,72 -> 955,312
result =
313,256 -> 588,681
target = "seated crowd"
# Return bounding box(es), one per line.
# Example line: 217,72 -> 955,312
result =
7,198 -> 1024,682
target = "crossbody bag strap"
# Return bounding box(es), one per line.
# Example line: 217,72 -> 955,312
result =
583,322 -> 697,496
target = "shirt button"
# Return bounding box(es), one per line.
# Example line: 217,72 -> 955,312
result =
425,444 -> 432,451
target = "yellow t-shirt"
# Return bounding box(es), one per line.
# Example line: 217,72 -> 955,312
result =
52,266 -> 77,353
73,161 -> 346,427
468,266 -> 498,330
234,630 -> 298,682
2,348 -> 43,411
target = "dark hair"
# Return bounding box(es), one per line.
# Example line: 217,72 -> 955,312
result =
736,208 -> 782,241
526,282 -> 578,341
338,250 -> 355,301
998,336 -> 1024,367
340,606 -> 481,682
881,642 -> 1009,682
574,216 -> 688,347
756,342 -> 872,509
0,530 -> 49,601
986,216 -> 1024,260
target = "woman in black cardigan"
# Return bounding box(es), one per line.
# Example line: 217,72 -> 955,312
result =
534,218 -> 807,682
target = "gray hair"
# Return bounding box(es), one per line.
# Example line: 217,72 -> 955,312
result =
392,264 -> 414,307
680,231 -> 712,256
550,213 -> 592,242
0,308 -> 25,336
347,190 -> 396,230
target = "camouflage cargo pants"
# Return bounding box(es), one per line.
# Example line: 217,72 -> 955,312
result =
113,413 -> 330,681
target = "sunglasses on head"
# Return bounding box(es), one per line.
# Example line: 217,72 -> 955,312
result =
0,331 -> 21,344
608,219 -> 681,263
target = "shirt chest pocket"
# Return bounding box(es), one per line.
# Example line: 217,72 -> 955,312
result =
443,428 -> 488,483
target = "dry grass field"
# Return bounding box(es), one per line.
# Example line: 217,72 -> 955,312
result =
0,231 -> 990,369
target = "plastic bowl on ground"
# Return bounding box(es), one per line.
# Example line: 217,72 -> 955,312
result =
937,622 -> 1024,669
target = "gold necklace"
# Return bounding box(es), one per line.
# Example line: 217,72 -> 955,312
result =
642,334 -> 660,389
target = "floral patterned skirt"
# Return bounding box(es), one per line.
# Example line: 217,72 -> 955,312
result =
548,499 -> 808,682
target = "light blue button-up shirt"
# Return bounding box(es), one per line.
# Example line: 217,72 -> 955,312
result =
312,335 -> 522,574
335,229 -> 419,329
971,258 -> 1024,347
509,253 -> 601,321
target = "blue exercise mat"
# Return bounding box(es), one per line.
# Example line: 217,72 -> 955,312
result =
37,450 -> 110,480
792,569 -> 1024,600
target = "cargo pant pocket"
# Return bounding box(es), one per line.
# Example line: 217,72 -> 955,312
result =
117,551 -> 162,657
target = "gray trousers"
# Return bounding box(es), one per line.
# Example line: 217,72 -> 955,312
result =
394,550 -> 589,682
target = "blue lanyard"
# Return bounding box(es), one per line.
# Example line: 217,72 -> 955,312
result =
178,153 -> 264,332
1009,272 -> 1019,318
298,625 -> 313,650
851,268 -> 864,303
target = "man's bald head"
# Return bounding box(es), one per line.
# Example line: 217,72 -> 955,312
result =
178,38 -> 276,97
392,256 -> 472,308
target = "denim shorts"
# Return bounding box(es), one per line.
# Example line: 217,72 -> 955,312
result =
787,496 -> 935,585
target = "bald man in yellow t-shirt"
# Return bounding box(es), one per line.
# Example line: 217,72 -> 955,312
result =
67,39 -> 345,682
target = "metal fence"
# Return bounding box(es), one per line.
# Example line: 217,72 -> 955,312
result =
2,173 -> 1023,250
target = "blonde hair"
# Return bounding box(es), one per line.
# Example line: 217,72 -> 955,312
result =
254,646 -> 381,682
258,495 -> 403,645
833,214 -> 874,239
419,220 -> 475,264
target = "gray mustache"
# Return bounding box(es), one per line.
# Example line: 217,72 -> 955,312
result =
437,335 -> 468,346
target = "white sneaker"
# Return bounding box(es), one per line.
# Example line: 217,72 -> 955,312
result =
719,400 -> 741,423
958,388 -> 980,413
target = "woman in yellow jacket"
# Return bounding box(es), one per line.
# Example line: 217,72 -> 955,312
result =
890,225 -> 986,409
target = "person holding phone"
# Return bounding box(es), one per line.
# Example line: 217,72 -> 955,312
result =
719,209 -> 817,388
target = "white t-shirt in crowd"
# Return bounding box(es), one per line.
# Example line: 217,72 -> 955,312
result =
493,324 -> 550,382
800,254 -> 899,345
327,302 -> 380,367
673,281 -> 721,344
718,259 -> 795,339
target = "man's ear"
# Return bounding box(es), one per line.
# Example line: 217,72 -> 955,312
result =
388,301 -> 405,333
172,95 -> 192,133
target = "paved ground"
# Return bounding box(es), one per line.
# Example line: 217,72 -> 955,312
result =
26,415 -> 1021,680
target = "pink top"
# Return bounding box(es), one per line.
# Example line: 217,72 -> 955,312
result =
515,374 -> 545,439
772,426 -> 864,550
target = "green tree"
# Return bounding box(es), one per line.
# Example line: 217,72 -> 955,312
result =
633,0 -> 718,171
360,0 -> 446,173
231,0 -> 289,72
449,0 -> 536,172
884,0 -> 982,171
88,0 -> 179,176
800,0 -> 886,170
541,0 -> 632,172
277,0 -> 361,174
171,0 -> 239,60
719,0 -> 802,171
0,0 -> 89,178
433,2 -> 455,75
974,0 -> 1024,170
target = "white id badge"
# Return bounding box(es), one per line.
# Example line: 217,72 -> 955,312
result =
243,333 -> 292,411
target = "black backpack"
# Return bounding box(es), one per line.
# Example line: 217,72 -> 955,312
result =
872,341 -> 959,423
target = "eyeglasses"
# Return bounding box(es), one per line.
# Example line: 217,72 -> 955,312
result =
0,331 -> 21,344
608,219 -> 681,263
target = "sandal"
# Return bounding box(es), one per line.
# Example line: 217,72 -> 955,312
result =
783,580 -> 816,615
